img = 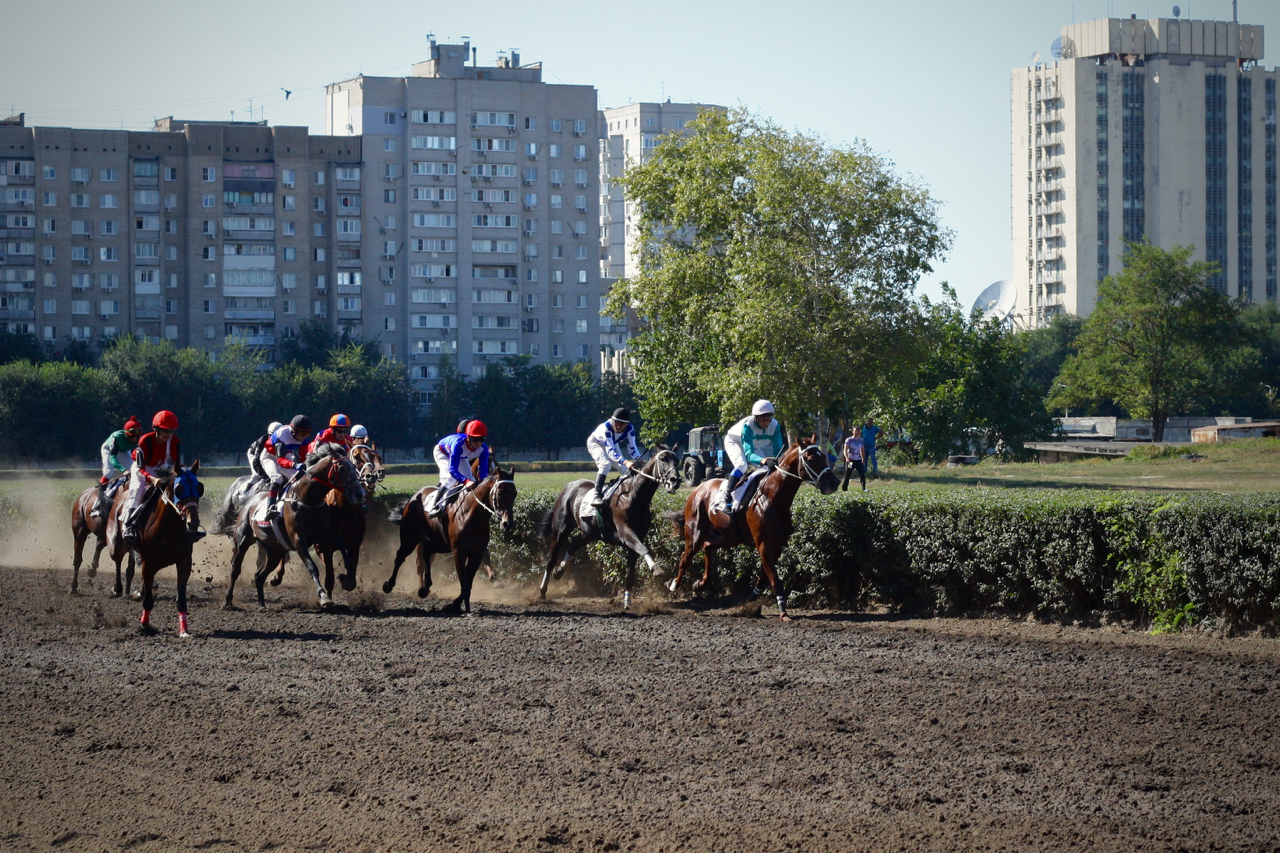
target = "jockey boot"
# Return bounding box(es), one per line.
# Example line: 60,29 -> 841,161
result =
90,480 -> 109,518
121,505 -> 140,544
719,471 -> 742,514
591,471 -> 608,506
264,486 -> 281,523
428,489 -> 449,519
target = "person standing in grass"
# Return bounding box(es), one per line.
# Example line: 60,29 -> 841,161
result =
842,427 -> 867,492
863,418 -> 881,477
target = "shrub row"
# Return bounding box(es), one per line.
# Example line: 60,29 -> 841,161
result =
465,487 -> 1280,630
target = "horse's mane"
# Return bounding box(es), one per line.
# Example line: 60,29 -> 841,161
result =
305,442 -> 348,466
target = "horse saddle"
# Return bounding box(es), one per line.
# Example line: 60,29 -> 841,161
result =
578,478 -> 622,519
102,476 -> 127,501
236,475 -> 268,502
719,468 -> 770,515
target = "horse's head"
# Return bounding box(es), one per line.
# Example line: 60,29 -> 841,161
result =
782,439 -> 839,495
172,460 -> 205,540
308,445 -> 367,507
649,444 -> 682,494
350,444 -> 385,492
488,461 -> 516,535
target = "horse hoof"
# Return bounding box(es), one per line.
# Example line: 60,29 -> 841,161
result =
779,613 -> 793,623
417,586 -> 430,599
666,578 -> 679,594
86,567 -> 96,579
651,566 -> 668,580
692,579 -> 706,594
269,576 -> 283,588
382,581 -> 395,595
222,601 -> 237,611
179,631 -> 191,639
130,591 -> 143,602
340,576 -> 356,592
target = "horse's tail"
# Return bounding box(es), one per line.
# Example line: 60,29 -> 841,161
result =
388,497 -> 412,526
538,506 -> 555,541
662,510 -> 685,538
212,483 -> 239,535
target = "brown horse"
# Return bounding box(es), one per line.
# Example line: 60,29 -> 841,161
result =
349,443 -> 385,492
665,441 -> 838,621
538,447 -> 681,608
69,481 -> 121,593
381,463 -> 515,613
224,445 -> 365,609
103,463 -> 205,636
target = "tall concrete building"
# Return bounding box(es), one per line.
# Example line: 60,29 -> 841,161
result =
326,41 -> 601,402
597,101 -> 723,373
1011,15 -> 1277,329
0,114 -> 358,352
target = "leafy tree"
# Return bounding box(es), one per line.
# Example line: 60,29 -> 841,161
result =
891,293 -> 1056,461
1050,241 -> 1252,441
277,320 -> 376,368
609,108 -> 951,441
0,360 -> 112,462
1018,314 -> 1083,401
0,328 -> 44,365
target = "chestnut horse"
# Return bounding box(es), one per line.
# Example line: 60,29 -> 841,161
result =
224,444 -> 365,609
350,443 -> 385,492
103,463 -> 205,636
538,447 -> 681,608
69,482 -> 119,593
382,463 -> 515,613
664,441 -> 838,621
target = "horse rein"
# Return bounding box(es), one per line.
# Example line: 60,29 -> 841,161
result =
770,445 -> 832,485
470,478 -> 515,517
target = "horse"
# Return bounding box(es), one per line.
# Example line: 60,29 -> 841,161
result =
381,462 -> 516,614
349,443 -> 385,492
224,444 -> 365,609
538,446 -> 682,608
268,473 -> 368,600
103,463 -> 205,636
212,472 -> 267,536
69,481 -> 122,593
664,440 -> 839,622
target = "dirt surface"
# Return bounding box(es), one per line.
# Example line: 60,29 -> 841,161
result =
4,532 -> 1280,852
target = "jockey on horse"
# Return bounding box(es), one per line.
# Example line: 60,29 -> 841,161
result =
120,410 -> 183,545
245,421 -> 283,484
587,408 -> 642,506
350,424 -> 371,447
259,414 -> 313,524
91,415 -> 142,519
307,413 -> 356,454
719,399 -> 784,514
426,420 -> 490,518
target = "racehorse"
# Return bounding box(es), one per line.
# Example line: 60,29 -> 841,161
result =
213,472 -> 267,536
538,446 -> 681,608
664,440 -> 839,621
349,443 -> 385,492
381,462 -> 515,614
69,482 -> 119,593
224,444 -> 365,609
103,463 -> 205,636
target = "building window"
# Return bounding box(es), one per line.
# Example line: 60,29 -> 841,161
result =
202,194 -> 215,208
164,167 -> 178,181
42,166 -> 56,180
203,299 -> 216,313
99,168 -> 118,182
1206,74 -> 1228,291
552,343 -> 563,358
202,167 -> 216,182
1239,77 -> 1254,302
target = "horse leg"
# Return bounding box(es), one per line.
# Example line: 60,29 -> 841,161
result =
416,543 -> 434,599
112,548 -> 124,598
71,524 -> 87,594
125,550 -> 138,600
254,551 -> 282,609
382,522 -> 420,595
225,525 -> 255,609
138,559 -> 156,631
450,551 -> 480,614
175,556 -> 192,637
539,522 -> 573,600
320,548 -> 336,600
269,551 -> 286,587
622,550 -> 639,610
758,542 -> 790,622
90,537 -> 105,578
295,537 -> 331,607
615,523 -> 663,580
693,546 -> 719,596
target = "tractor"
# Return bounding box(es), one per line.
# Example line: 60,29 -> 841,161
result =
680,425 -> 727,487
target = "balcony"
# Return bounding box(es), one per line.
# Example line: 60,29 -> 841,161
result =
336,257 -> 362,268
0,309 -> 35,320
225,309 -> 276,321
133,175 -> 158,188
3,281 -> 35,292
240,335 -> 277,346
4,255 -> 35,266
134,255 -> 160,266
135,308 -> 161,320
1035,201 -> 1063,216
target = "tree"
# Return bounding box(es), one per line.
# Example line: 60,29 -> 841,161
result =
891,293 -> 1056,461
1018,314 -> 1083,402
609,108 -> 951,441
1050,241 -> 1251,441
0,328 -> 44,365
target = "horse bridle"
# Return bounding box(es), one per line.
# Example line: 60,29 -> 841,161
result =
630,449 -> 680,489
351,446 -> 383,490
771,444 -> 832,485
292,455 -> 361,508
470,477 -> 515,517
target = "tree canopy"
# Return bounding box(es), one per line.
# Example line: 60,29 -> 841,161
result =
609,108 -> 952,441
1050,241 -> 1252,441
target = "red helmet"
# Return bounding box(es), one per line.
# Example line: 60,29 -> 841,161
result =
329,413 -> 351,428
123,416 -> 142,435
465,420 -> 488,438
152,410 -> 178,431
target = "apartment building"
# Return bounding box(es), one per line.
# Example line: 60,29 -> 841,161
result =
326,41 -> 601,400
0,115 -> 358,352
597,102 -> 724,373
1012,15 -> 1277,329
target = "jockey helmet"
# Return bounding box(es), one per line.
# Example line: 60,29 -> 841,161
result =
123,416 -> 142,435
330,414 -> 351,428
153,410 -> 179,431
268,421 -> 282,435
351,424 -> 369,439
290,414 -> 312,435
465,420 -> 488,439
611,407 -> 630,423
456,416 -> 476,435
751,399 -> 775,417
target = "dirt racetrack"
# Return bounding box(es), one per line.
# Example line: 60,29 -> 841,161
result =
4,538 -> 1280,852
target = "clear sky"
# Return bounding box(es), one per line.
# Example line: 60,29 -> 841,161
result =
6,0 -> 1279,310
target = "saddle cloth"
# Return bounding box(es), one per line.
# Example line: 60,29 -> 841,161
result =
578,477 -> 623,519
716,467 -> 770,514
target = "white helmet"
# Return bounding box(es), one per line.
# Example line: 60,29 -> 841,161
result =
351,424 -> 369,439
268,421 -> 282,434
751,399 -> 775,416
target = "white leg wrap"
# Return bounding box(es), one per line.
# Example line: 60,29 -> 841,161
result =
643,554 -> 655,569
623,591 -> 632,609
777,595 -> 787,610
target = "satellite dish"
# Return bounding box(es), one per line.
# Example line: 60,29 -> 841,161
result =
972,280 -> 1017,325
1051,37 -> 1063,59
1172,5 -> 1180,17
1031,50 -> 1041,64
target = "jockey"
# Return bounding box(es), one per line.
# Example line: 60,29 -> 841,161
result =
92,416 -> 143,518
308,413 -> 355,454
719,399 -> 784,513
350,424 -> 370,447
587,408 -> 641,506
120,410 -> 182,543
246,421 -> 282,481
427,420 -> 489,517
260,414 -> 312,522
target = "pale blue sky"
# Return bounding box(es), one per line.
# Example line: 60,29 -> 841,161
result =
6,0 -> 1278,309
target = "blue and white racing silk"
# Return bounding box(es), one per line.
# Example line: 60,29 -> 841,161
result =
587,420 -> 641,475
435,432 -> 490,487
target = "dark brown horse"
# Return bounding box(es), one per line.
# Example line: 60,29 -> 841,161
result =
382,463 -> 515,613
103,463 -> 205,636
69,482 -> 119,593
538,447 -> 681,608
665,441 -> 838,621
224,445 -> 365,609
350,443 -> 385,492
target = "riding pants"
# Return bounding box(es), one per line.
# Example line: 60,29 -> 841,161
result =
588,444 -> 629,479
258,452 -> 302,490
127,462 -> 164,516
723,431 -> 750,478
101,447 -> 131,483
